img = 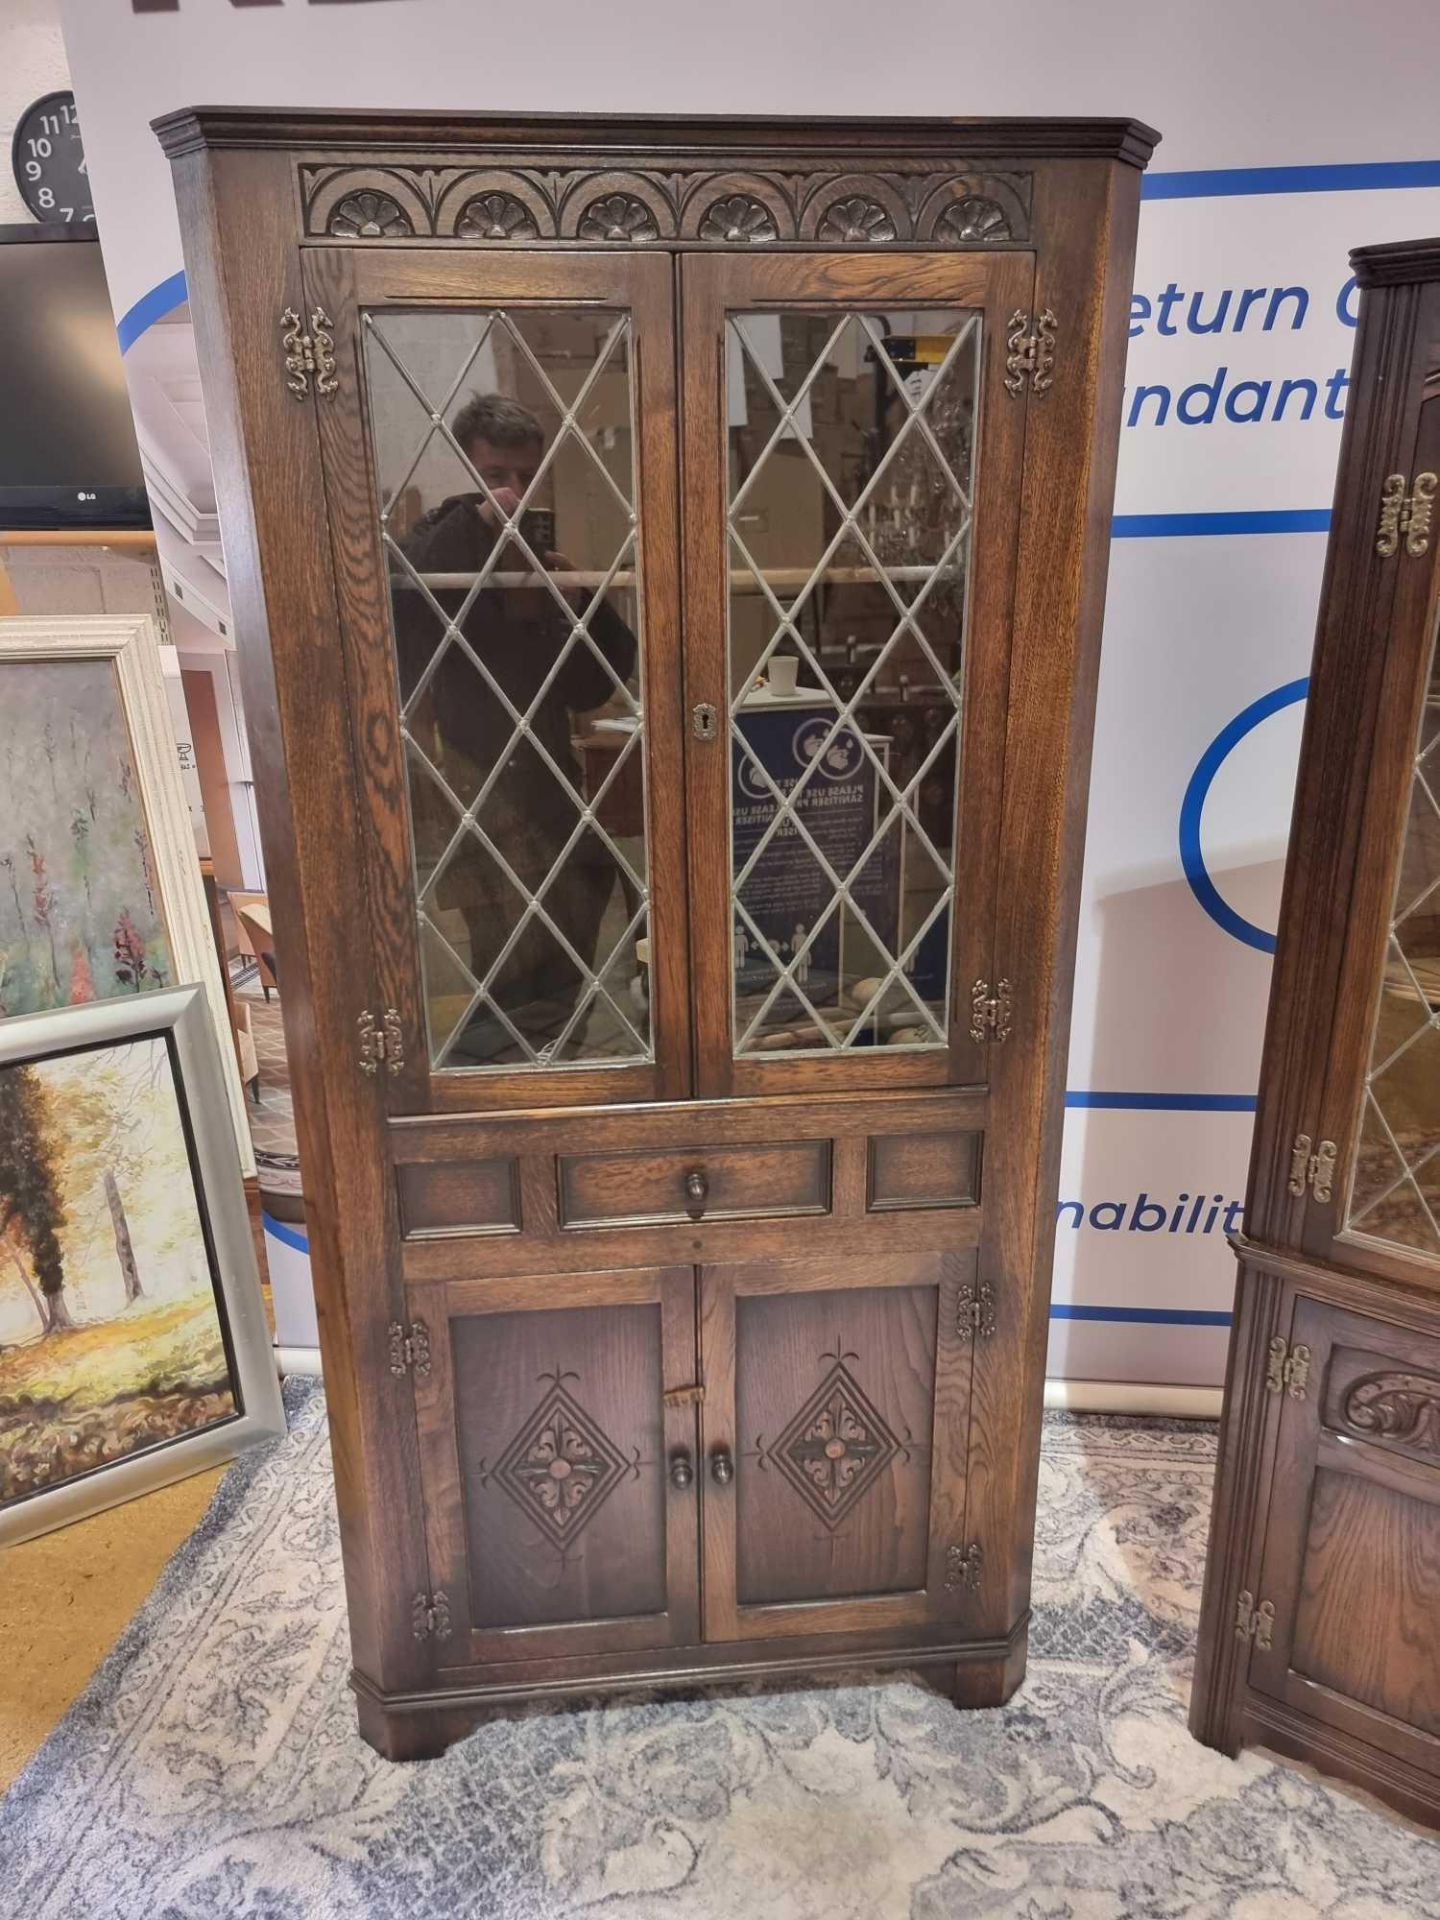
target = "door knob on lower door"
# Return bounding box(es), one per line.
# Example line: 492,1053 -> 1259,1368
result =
683,1167 -> 709,1208
709,1447 -> 734,1486
668,1450 -> 695,1490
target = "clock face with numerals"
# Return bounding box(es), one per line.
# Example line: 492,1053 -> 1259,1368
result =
12,91 -> 93,226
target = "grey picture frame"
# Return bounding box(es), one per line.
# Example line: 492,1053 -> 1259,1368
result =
0,984 -> 285,1546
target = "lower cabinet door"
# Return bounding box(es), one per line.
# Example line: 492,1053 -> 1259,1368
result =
409,1266 -> 701,1665
1247,1297 -> 1440,1776
698,1251 -> 977,1641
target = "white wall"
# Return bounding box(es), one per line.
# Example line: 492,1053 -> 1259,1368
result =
53,0 -> 1440,1388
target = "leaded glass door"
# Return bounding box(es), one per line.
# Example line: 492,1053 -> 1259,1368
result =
1319,593 -> 1440,1279
1303,378 -> 1440,1286
301,249 -> 688,1112
680,251 -> 1034,1097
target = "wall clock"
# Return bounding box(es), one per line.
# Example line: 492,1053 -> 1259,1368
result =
11,90 -> 93,225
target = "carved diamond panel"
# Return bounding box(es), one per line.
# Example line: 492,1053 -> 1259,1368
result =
492,1377 -> 630,1547
769,1360 -> 899,1528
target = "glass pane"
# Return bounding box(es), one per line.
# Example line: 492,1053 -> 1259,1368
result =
725,309 -> 978,1057
1345,607 -> 1440,1250
363,307 -> 650,1072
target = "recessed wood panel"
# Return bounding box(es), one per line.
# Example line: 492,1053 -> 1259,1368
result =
867,1129 -> 981,1212
452,1302 -> 667,1630
397,1158 -> 519,1237
733,1283 -> 938,1607
558,1139 -> 831,1228
1291,1466 -> 1440,1734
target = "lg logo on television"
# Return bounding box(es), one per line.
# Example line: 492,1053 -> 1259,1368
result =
75,491 -> 96,502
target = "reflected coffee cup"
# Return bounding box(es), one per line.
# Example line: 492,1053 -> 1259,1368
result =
767,656 -> 800,698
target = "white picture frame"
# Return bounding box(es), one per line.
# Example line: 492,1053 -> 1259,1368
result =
0,614 -> 254,1176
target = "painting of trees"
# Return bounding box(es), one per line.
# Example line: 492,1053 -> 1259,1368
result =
0,1065 -> 68,1334
0,1036 -> 235,1506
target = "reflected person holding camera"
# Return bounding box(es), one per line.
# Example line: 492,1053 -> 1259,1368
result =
396,392 -> 636,1065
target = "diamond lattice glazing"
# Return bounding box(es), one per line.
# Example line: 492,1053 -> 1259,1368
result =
362,307 -> 651,1072
724,310 -> 980,1057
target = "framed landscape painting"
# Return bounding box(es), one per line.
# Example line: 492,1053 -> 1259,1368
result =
0,616 -> 253,1174
0,986 -> 283,1544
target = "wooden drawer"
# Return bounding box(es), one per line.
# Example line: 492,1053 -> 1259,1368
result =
558,1139 -> 832,1229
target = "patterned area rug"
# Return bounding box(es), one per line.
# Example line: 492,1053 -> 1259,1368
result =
3,1384 -> 1438,1918
235,979 -> 304,1199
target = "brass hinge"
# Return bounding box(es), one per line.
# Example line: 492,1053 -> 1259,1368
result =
1287,1131 -> 1337,1204
358,1007 -> 404,1077
281,303 -> 338,400
388,1318 -> 431,1378
956,1278 -> 997,1341
1234,1588 -> 1275,1650
1264,1334 -> 1312,1400
1376,470 -> 1437,557
1004,308 -> 1057,397
944,1540 -> 983,1590
969,978 -> 1012,1044
411,1589 -> 452,1642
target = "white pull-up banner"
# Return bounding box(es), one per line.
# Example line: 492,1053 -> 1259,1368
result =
56,0 -> 1440,1391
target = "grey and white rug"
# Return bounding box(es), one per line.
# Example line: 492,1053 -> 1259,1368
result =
3,1383 -> 1438,1918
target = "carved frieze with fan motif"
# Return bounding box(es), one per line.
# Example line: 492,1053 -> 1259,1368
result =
298,161 -> 1031,246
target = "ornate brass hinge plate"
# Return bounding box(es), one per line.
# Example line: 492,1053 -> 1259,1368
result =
944,1540 -> 983,1590
280,303 -> 338,400
969,978 -> 1012,1044
358,1007 -> 404,1076
412,1589 -> 453,1641
1287,1131 -> 1337,1204
956,1278 -> 997,1341
1234,1588 -> 1275,1650
1376,470 -> 1437,557
1003,308 -> 1057,396
1264,1334 -> 1312,1401
388,1318 -> 431,1378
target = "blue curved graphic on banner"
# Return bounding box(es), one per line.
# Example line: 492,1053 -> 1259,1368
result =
261,1211 -> 310,1255
1179,678 -> 1310,954
117,269 -> 188,354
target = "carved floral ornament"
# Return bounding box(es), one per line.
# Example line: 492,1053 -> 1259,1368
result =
1341,1369 -> 1440,1456
456,192 -> 538,240
301,162 -> 1030,246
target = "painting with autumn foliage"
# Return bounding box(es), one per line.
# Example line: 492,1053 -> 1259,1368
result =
0,1034 -> 237,1509
0,656 -> 172,1016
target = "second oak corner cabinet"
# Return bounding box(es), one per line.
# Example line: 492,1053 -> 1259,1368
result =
156,108 -> 1157,1758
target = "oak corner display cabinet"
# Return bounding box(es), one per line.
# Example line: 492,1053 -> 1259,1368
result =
1191,238 -> 1440,1830
156,105 -> 1155,1758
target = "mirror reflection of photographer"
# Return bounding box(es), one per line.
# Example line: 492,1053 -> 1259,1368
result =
397,393 -> 637,1063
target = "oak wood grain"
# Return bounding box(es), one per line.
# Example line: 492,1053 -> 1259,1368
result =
1192,248 -> 1440,1829
164,111 -> 1146,1758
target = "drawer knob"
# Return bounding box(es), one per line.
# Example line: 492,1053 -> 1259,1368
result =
683,1167 -> 709,1207
709,1447 -> 734,1487
668,1449 -> 695,1491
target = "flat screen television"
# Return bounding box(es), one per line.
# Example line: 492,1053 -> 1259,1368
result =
0,224 -> 151,532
